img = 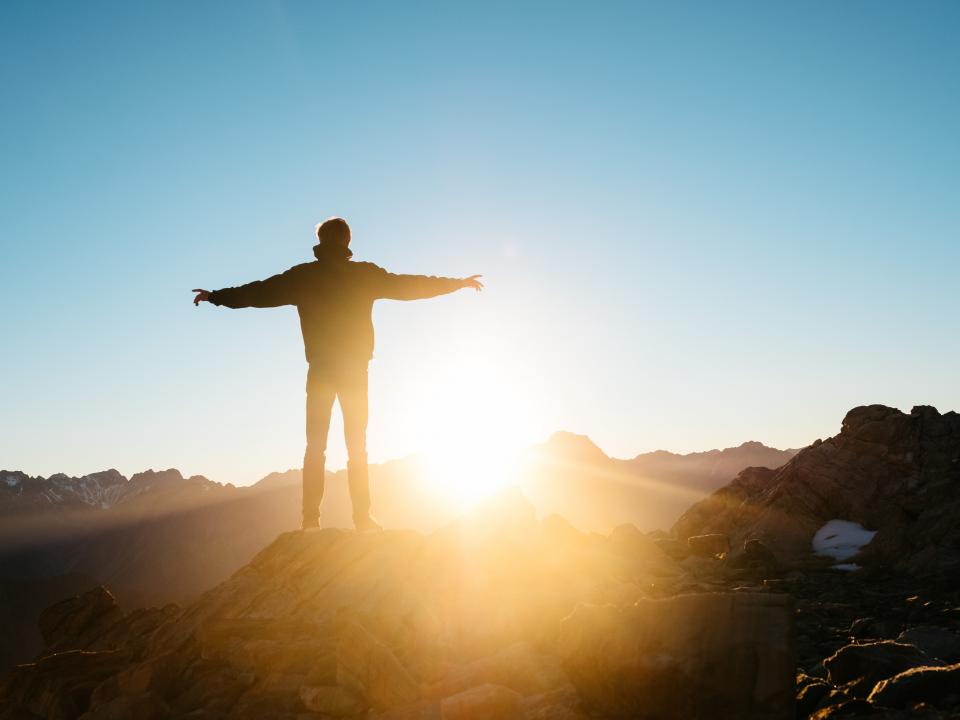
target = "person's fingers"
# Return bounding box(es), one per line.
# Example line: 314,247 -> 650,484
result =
192,288 -> 206,293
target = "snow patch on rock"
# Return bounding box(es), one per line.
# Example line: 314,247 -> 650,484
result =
813,519 -> 877,564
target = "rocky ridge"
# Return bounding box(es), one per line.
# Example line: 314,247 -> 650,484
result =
674,405 -> 960,576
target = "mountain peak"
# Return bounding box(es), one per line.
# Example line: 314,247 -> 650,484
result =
539,431 -> 609,463
128,468 -> 185,485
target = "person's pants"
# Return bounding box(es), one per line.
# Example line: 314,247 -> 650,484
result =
302,361 -> 370,523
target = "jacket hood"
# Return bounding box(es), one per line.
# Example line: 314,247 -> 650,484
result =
313,241 -> 353,261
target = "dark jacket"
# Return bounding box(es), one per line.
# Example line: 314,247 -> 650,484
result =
209,246 -> 462,364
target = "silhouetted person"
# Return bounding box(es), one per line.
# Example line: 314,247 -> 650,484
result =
193,218 -> 482,531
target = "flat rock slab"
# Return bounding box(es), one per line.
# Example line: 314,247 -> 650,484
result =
556,591 -> 795,720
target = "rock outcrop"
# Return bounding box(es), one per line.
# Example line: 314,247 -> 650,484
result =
0,492 -> 796,720
673,405 -> 960,575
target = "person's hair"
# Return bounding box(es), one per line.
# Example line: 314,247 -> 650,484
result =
315,217 -> 351,246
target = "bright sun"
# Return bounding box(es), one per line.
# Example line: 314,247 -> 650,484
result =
408,353 -> 537,510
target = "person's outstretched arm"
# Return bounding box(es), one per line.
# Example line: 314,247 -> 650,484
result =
192,268 -> 300,308
374,269 -> 483,301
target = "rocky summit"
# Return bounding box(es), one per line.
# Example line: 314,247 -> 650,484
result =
0,491 -> 797,720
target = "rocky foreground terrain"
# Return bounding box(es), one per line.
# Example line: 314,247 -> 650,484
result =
0,495 -> 797,720
0,439 -> 793,671
1,404 -> 958,719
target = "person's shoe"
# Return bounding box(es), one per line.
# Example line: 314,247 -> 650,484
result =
301,516 -> 321,531
353,515 -> 382,533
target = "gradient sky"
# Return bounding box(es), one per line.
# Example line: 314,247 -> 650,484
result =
2,1 -> 958,486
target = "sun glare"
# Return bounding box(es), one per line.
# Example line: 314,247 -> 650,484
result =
408,354 -> 536,510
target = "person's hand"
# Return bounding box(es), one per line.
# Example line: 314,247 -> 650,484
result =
461,275 -> 483,292
192,289 -> 211,306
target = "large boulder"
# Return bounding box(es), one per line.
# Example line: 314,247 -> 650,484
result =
868,662 -> 960,710
896,626 -> 960,663
0,650 -> 131,720
824,640 -> 937,697
556,591 -> 795,719
687,533 -> 731,557
38,587 -> 123,653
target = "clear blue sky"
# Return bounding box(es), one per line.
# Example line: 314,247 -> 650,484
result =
2,1 -> 958,485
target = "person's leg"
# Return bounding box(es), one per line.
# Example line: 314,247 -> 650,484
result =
303,363 -> 336,527
338,362 -> 373,525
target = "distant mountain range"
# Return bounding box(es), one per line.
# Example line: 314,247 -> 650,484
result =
522,432 -> 797,533
0,435 -> 797,670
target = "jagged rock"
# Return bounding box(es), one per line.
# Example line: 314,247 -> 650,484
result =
164,658 -> 255,716
896,626 -> 960,663
336,614 -> 420,710
672,467 -> 778,547
38,587 -> 123,653
0,650 -> 131,720
808,698 -> 876,719
824,641 -> 937,697
300,684 -> 368,715
607,524 -> 683,578
868,662 -> 960,710
674,405 -> 960,575
847,617 -> 902,641
439,683 -> 524,720
556,592 -> 795,719
796,674 -> 832,717
88,651 -> 186,709
653,536 -> 690,560
738,538 -> 781,574
687,533 -> 730,557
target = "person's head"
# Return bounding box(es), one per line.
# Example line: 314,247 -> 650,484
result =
315,217 -> 351,248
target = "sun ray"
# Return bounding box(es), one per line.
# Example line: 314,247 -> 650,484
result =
407,353 -> 536,510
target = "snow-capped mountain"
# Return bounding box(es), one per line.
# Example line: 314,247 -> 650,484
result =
0,468 -> 225,514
